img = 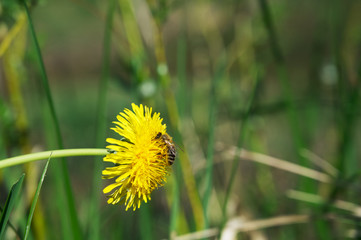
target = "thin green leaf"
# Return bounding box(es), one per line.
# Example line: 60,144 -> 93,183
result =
0,207 -> 21,240
24,156 -> 51,240
0,174 -> 25,239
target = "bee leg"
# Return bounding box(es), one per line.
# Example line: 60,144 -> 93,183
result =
154,132 -> 162,139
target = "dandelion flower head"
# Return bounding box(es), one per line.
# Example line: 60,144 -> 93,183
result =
102,103 -> 172,210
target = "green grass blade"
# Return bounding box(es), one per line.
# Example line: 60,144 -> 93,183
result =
257,1 -> 329,238
24,157 -> 51,240
22,2 -> 82,239
257,0 -> 306,162
0,174 -> 25,239
169,35 -> 186,236
222,72 -> 261,223
0,207 -> 21,240
89,0 -> 116,238
169,172 -> 180,237
202,54 -> 227,228
139,205 -> 153,240
326,1 -> 361,204
22,3 -> 62,150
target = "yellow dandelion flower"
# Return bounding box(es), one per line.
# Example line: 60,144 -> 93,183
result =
102,103 -> 174,211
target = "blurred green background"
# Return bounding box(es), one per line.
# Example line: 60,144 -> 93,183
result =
1,0 -> 361,239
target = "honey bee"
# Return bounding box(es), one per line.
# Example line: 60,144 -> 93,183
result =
155,132 -> 176,165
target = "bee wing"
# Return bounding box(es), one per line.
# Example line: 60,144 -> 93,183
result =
174,143 -> 184,152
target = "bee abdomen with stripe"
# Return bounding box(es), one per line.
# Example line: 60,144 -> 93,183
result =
155,132 -> 176,165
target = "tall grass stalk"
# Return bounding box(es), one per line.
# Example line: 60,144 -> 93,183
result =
164,66 -> 205,231
151,7 -> 205,231
2,14 -> 48,238
222,71 -> 260,223
23,3 -> 82,239
139,205 -> 153,240
202,55 -> 226,228
89,0 -> 116,238
118,0 -> 146,86
164,61 -> 205,230
169,170 -> 181,237
257,0 -> 332,238
257,0 -> 311,190
325,0 -> 360,218
169,35 -> 187,237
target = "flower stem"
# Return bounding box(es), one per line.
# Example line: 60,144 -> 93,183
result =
0,149 -> 108,169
